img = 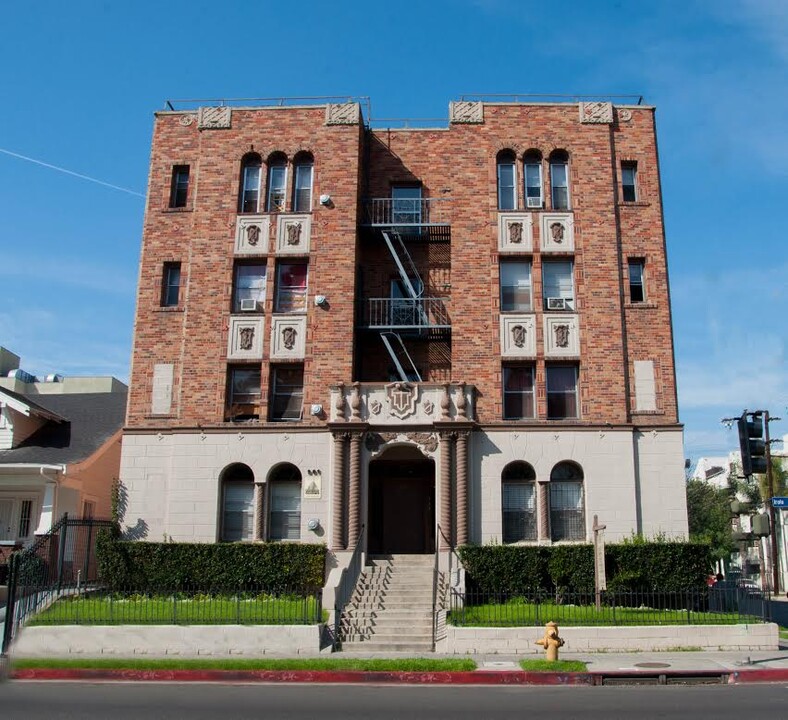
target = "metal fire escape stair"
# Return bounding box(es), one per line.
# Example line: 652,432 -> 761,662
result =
380,332 -> 421,382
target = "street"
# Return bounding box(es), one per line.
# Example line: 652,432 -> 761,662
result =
0,682 -> 786,719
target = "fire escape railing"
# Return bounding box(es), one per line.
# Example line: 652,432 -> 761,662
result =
361,297 -> 451,329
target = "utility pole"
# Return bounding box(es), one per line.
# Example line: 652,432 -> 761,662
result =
764,411 -> 780,594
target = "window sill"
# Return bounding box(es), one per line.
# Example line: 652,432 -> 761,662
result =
162,207 -> 193,213
625,302 -> 658,309
618,201 -> 650,208
154,306 -> 184,313
145,414 -> 178,420
632,409 -> 664,416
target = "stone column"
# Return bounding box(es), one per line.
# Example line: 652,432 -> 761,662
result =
347,432 -> 363,547
439,432 -> 454,545
538,481 -> 550,542
455,431 -> 469,545
253,483 -> 266,541
332,432 -> 348,550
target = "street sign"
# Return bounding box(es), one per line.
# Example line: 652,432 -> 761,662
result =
771,497 -> 788,509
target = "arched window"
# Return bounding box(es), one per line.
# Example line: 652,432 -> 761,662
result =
268,463 -> 302,541
292,152 -> 314,212
501,461 -> 537,543
549,461 -> 585,541
549,150 -> 570,210
239,154 -> 262,213
266,153 -> 288,212
523,150 -> 543,208
496,150 -> 517,210
220,463 -> 255,541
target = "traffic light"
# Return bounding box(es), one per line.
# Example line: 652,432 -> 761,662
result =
737,412 -> 767,476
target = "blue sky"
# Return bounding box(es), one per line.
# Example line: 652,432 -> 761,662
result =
0,0 -> 785,459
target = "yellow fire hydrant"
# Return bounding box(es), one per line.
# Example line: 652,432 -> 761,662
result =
535,621 -> 565,662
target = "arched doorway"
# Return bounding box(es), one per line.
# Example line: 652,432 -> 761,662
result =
368,445 -> 435,555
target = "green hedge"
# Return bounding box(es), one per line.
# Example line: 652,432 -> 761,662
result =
96,533 -> 326,592
458,542 -> 711,593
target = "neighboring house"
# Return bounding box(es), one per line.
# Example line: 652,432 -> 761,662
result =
691,455 -> 736,490
0,347 -> 127,555
120,95 -> 687,568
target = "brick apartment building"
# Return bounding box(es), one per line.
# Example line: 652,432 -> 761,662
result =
120,96 -> 688,563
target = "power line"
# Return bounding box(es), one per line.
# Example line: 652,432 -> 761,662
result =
0,147 -> 145,198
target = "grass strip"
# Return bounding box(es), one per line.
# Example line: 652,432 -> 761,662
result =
12,657 -> 477,672
520,659 -> 588,672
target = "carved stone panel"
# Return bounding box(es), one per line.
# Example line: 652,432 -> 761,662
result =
228,316 -> 264,360
497,213 -> 533,253
500,314 -> 536,358
385,382 -> 419,420
270,315 -> 307,360
449,101 -> 484,124
540,213 -> 575,253
276,214 -> 312,255
235,215 -> 271,255
325,103 -> 361,125
579,101 -> 613,124
544,314 -> 580,357
197,106 -> 232,129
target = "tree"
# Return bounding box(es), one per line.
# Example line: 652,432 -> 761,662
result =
685,478 -> 734,564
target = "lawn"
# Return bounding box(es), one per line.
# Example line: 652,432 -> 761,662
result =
448,598 -> 758,627
12,658 -> 477,672
28,592 -> 327,626
520,659 -> 588,672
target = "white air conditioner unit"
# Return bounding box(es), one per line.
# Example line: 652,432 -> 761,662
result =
547,297 -> 571,310
239,298 -> 258,312
526,196 -> 542,208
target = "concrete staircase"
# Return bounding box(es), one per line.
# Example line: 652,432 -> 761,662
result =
339,554 -> 436,653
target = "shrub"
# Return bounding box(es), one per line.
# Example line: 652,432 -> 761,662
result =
97,535 -> 326,592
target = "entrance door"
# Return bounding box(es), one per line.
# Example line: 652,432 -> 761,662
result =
0,498 -> 15,541
368,453 -> 435,555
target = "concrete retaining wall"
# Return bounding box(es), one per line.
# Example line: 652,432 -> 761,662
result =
436,623 -> 779,654
12,624 -> 327,658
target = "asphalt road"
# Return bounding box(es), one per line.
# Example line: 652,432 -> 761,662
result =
0,682 -> 786,719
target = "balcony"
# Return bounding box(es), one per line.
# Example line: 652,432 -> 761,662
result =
362,198 -> 451,240
359,297 -> 451,331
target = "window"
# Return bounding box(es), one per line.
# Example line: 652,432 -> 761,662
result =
621,162 -> 637,202
18,499 -> 33,538
550,462 -> 585,541
81,500 -> 95,520
239,154 -> 262,213
546,365 -> 579,419
550,150 -> 570,210
524,151 -> 543,208
268,464 -> 302,541
233,263 -> 266,312
497,151 -> 517,210
161,262 -> 181,307
392,186 -> 422,225
169,165 -> 189,208
270,366 -> 304,422
266,154 -> 287,212
628,260 -> 645,303
503,366 -> 535,420
220,463 -> 255,542
275,262 -> 308,312
500,260 -> 532,312
292,153 -> 314,212
502,462 -> 537,543
542,260 -> 574,310
226,366 -> 262,421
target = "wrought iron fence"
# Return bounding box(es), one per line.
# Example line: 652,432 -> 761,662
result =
23,585 -> 323,626
362,297 -> 451,329
449,586 -> 771,627
365,198 -> 452,226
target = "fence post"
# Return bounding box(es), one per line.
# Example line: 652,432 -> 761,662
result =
172,593 -> 177,624
56,513 -> 69,589
686,592 -> 692,625
2,553 -> 19,653
82,519 -> 93,581
236,590 -> 241,624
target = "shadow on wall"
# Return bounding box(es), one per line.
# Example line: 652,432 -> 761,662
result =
123,519 -> 149,541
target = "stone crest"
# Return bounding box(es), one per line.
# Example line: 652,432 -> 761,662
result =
282,326 -> 297,350
508,221 -> 523,244
423,400 -> 434,416
369,399 -> 382,415
246,224 -> 261,246
555,324 -> 570,348
239,327 -> 255,351
449,101 -> 484,124
511,324 -> 527,348
197,106 -> 232,129
579,101 -> 613,124
550,222 -> 564,243
385,382 -> 419,420
325,103 -> 360,125
286,223 -> 302,246
179,114 -> 196,126
617,108 -> 633,122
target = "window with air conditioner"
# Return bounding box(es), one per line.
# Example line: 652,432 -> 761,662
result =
524,151 -> 543,208
233,263 -> 266,313
542,261 -> 574,310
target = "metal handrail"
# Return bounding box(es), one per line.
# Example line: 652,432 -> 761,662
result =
362,297 -> 451,329
364,198 -> 452,226
334,525 -> 366,647
458,93 -> 644,105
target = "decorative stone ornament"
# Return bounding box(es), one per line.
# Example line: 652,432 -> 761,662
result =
270,315 -> 307,359
544,314 -> 580,357
554,324 -> 570,348
385,382 -> 419,420
540,213 -> 574,252
235,215 -> 270,255
227,317 -> 264,359
617,108 -> 633,122
178,114 -> 196,127
281,326 -> 297,350
500,314 -> 536,358
276,214 -> 311,254
449,101 -> 484,124
325,103 -> 361,125
239,327 -> 255,351
579,101 -> 613,124
198,106 -> 232,129
498,213 -> 533,252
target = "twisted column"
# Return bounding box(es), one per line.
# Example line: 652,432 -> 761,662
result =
332,432 -> 348,549
254,483 -> 266,541
439,432 -> 454,543
348,432 -> 363,547
455,431 -> 469,545
538,481 -> 550,542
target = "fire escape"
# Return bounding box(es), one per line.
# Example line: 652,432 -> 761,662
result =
358,196 -> 451,382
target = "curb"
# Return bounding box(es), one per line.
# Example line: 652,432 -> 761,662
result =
8,667 -> 788,684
